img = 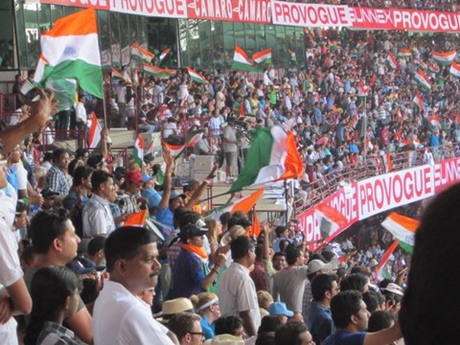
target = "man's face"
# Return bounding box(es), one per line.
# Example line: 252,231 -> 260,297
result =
298,330 -> 315,345
328,281 -> 340,299
100,177 -> 115,200
58,219 -> 81,264
273,254 -> 287,270
354,300 -> 371,331
125,242 -> 161,293
57,153 -> 70,170
188,320 -> 204,345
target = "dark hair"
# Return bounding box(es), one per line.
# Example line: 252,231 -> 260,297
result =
231,236 -> 254,261
168,312 -> 201,341
285,248 -> 302,266
362,291 -> 382,314
330,290 -> 363,329
273,252 -> 286,261
105,226 -> 156,272
256,332 -> 275,345
72,166 -> 94,186
24,266 -> 80,345
228,215 -> 251,230
258,315 -> 284,334
29,210 -> 70,254
91,170 -> 113,193
215,315 -> 244,336
274,321 -> 309,345
80,278 -> 99,305
87,236 -> 106,256
52,148 -> 67,162
340,274 -> 369,293
219,212 -> 232,227
368,310 -> 395,332
311,274 -> 338,302
275,226 -> 287,238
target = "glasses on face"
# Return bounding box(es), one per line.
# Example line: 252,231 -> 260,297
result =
188,332 -> 205,338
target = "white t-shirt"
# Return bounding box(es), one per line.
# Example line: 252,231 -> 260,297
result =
0,219 -> 23,345
93,281 -> 174,345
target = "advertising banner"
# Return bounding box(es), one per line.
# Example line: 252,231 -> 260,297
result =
185,0 -> 271,24
271,2 -> 353,28
110,0 -> 187,18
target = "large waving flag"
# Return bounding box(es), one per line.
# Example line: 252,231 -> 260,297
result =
450,61 -> 460,78
252,48 -> 272,65
373,240 -> 399,281
142,63 -> 176,79
34,8 -> 103,99
232,46 -> 259,72
414,58 -> 427,70
228,126 -> 303,193
131,43 -> 155,63
132,134 -> 144,167
432,50 -> 456,66
207,188 -> 265,220
186,67 -> 208,84
124,210 -> 147,226
111,67 -> 125,81
87,112 -> 102,148
398,49 -> 412,58
412,92 -> 424,111
381,212 -> 419,254
387,53 -> 398,69
414,69 -> 431,90
162,130 -> 203,158
159,47 -> 171,62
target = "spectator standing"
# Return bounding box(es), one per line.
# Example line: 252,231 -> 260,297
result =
45,148 -> 71,196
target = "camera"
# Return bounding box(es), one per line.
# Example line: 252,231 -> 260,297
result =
19,79 -> 41,102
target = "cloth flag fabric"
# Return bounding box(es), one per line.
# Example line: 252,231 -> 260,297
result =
232,46 -> 259,72
387,53 -> 398,69
228,126 -> 303,193
315,203 -> 349,241
162,142 -> 185,158
373,240 -> 399,281
142,63 -> 176,79
87,112 -> 101,148
186,67 -> 208,84
414,69 -> 431,90
428,61 -> 440,73
428,115 -> 441,127
358,81 -> 370,97
414,58 -> 427,70
124,210 -> 147,226
207,188 -> 265,221
398,49 -> 412,58
132,134 -> 144,167
131,43 -> 155,63
252,48 -> 272,64
381,212 -> 419,254
356,41 -> 367,50
412,93 -> 424,111
450,61 -> 460,78
187,131 -> 203,148
432,51 -> 456,66
111,67 -> 125,80
288,49 -> 297,62
159,48 -> 171,61
34,8 -> 103,99
162,130 -> 203,157
328,40 -> 341,50
45,78 -> 78,112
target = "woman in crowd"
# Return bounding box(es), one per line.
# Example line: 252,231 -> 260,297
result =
191,292 -> 221,340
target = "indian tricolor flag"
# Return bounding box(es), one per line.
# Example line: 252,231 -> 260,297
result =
428,61 -> 440,73
186,67 -> 208,84
131,43 -> 155,63
398,49 -> 412,58
87,112 -> 102,148
132,134 -> 144,167
162,142 -> 185,158
356,41 -> 367,50
228,126 -> 303,193
252,48 -> 272,64
142,63 -> 176,79
373,240 -> 399,281
428,115 -> 441,127
432,50 -> 456,66
111,67 -> 125,81
159,47 -> 171,62
187,130 -> 203,148
34,8 -> 103,99
381,212 -> 419,254
315,203 -> 349,241
124,210 -> 147,227
232,46 -> 259,72
450,61 -> 460,78
414,69 -> 431,90
207,188 -> 265,221
387,52 -> 398,69
414,58 -> 427,70
412,92 -> 424,111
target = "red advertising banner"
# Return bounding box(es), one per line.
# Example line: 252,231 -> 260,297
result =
351,7 -> 460,32
271,2 -> 352,28
297,158 -> 460,251
186,0 -> 271,24
109,0 -> 187,18
40,0 -> 109,10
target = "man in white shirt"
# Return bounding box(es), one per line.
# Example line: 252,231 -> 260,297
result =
82,170 -> 116,238
93,226 -> 179,345
219,236 -> 261,336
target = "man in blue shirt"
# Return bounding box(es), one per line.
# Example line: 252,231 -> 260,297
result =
323,290 -> 402,345
307,274 -> 339,344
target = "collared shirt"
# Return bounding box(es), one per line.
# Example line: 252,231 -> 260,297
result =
82,194 -> 116,238
45,164 -> 71,195
307,301 -> 335,345
93,280 -> 174,345
36,321 -> 80,345
323,331 -> 366,345
219,262 -> 261,332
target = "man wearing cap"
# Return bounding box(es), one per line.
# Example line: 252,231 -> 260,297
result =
116,170 -> 147,215
92,226 -> 179,345
82,170 -> 117,238
273,247 -> 309,322
268,302 -> 294,324
45,148 -> 71,196
219,236 -> 260,336
307,274 -> 339,344
40,188 -> 60,210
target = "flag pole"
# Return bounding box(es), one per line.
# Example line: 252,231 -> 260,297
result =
102,79 -> 108,128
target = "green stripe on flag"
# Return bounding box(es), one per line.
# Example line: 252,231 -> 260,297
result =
399,241 -> 413,255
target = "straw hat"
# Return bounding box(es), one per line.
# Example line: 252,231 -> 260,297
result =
204,334 -> 245,345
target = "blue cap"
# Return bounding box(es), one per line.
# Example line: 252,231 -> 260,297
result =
67,257 -> 105,275
268,302 -> 294,317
